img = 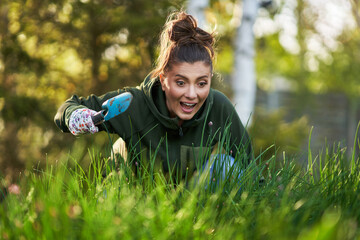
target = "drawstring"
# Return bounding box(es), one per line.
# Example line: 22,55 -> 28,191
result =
179,126 -> 183,137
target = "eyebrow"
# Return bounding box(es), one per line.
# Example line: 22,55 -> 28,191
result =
175,74 -> 209,80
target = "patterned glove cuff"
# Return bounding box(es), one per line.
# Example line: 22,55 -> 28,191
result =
69,108 -> 99,135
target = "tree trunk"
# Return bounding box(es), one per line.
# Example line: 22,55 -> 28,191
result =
187,0 -> 209,28
232,0 -> 258,126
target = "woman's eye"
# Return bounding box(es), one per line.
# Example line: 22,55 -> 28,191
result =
198,82 -> 207,87
176,81 -> 185,86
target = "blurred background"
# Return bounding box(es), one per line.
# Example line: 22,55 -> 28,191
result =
0,0 -> 359,180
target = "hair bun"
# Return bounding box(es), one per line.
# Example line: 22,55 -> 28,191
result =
167,12 -> 214,48
152,11 -> 216,78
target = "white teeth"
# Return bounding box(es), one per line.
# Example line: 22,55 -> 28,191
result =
183,103 -> 196,107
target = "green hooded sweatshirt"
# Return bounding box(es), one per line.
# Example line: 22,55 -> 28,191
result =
54,74 -> 253,177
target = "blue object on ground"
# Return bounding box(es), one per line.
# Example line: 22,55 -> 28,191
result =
202,154 -> 243,189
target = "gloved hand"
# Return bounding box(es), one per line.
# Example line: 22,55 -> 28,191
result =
68,108 -> 99,135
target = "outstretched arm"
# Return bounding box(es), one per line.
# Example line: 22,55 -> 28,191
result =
54,90 -> 122,134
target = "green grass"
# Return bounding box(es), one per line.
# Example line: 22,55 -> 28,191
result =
1,133 -> 360,239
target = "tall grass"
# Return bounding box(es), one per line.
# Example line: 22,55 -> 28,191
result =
1,126 -> 359,239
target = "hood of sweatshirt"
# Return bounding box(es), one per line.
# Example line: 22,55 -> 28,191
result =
140,74 -> 214,131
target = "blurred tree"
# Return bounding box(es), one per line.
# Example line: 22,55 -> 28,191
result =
0,0 -> 185,179
254,0 -> 359,156
232,0 -> 258,126
0,1 -> 51,177
351,0 -> 360,27
256,0 -> 359,102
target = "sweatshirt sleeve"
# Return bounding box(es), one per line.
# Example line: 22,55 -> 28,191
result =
54,90 -> 123,133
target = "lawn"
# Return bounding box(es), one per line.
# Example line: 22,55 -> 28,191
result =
1,132 -> 359,240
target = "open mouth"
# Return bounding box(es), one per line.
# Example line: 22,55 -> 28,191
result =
180,102 -> 197,112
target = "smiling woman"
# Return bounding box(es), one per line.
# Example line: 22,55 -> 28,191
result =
54,11 -> 253,180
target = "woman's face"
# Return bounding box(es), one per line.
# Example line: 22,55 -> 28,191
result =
160,61 -> 212,124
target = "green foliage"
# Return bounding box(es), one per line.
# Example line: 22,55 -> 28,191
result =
313,29 -> 360,98
1,0 -> 359,184
249,107 -> 310,162
256,33 -> 304,84
1,138 -> 360,239
0,0 -> 185,178
255,1 -> 360,98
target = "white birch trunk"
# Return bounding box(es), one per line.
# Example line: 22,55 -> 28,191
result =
187,0 -> 209,28
232,0 -> 258,126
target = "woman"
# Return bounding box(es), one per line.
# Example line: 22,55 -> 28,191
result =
54,11 -> 253,180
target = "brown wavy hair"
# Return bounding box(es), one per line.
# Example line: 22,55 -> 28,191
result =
151,11 -> 215,78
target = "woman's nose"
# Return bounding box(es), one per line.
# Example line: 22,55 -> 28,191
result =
185,85 -> 197,99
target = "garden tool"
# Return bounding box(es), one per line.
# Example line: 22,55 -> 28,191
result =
91,92 -> 133,125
